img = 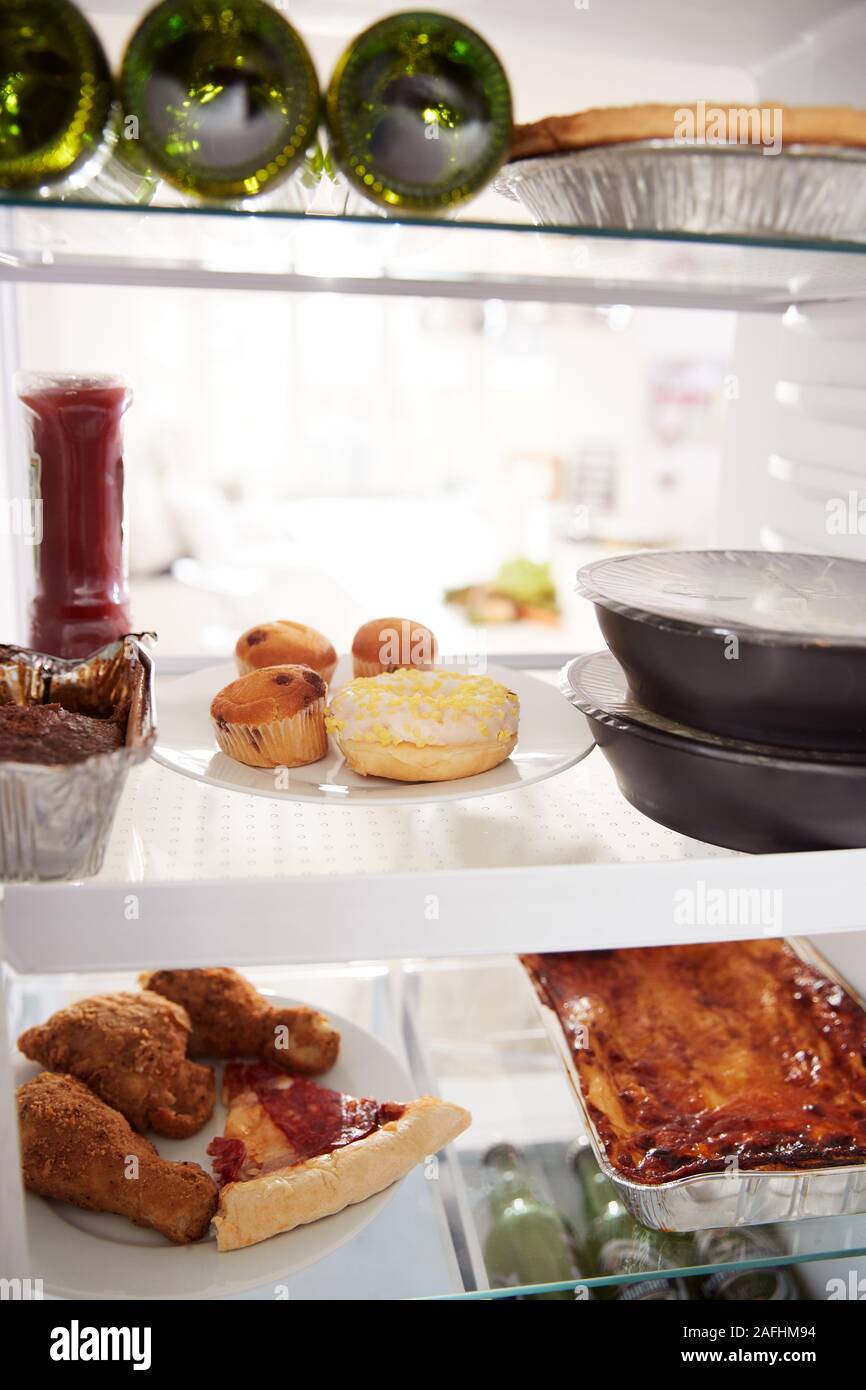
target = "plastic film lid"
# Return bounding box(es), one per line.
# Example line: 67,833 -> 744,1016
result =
576,549 -> 866,646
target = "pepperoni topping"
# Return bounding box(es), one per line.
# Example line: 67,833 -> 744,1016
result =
220,1063 -> 406,1169
379,1101 -> 406,1124
208,1135 -> 248,1185
260,1078 -> 381,1162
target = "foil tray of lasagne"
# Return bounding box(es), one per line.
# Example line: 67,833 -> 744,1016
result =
522,939 -> 866,1231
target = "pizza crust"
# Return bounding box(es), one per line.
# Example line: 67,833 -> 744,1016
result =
212,1095 -> 471,1251
510,103 -> 866,161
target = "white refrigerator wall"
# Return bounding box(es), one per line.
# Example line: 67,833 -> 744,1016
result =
718,2 -> 866,555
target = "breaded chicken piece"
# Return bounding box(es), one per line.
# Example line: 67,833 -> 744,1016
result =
140,968 -> 340,1076
17,991 -> 215,1138
18,1072 -> 217,1244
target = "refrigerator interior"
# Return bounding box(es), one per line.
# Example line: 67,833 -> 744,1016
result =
2,0 -> 866,1302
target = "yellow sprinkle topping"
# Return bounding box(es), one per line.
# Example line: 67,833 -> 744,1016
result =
326,669 -> 520,748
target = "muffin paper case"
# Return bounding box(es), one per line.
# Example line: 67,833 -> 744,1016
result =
212,701 -> 328,769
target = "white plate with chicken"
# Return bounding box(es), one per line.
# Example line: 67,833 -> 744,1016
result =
14,969 -> 466,1300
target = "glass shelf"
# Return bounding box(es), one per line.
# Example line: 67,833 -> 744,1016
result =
5,660 -> 866,971
8,955 -> 864,1299
2,195 -> 866,310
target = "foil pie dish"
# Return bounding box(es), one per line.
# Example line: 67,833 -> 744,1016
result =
495,142 -> 866,242
0,636 -> 155,881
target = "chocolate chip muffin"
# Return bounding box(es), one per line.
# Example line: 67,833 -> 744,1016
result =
210,665 -> 328,769
235,622 -> 337,685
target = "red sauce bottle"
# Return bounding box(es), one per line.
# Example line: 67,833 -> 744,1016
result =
16,374 -> 132,659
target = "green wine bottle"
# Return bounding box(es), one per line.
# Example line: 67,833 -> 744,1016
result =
325,10 -> 512,212
120,0 -> 320,201
483,1144 -> 589,1300
572,1141 -> 694,1300
0,0 -> 113,190
696,1228 -> 800,1300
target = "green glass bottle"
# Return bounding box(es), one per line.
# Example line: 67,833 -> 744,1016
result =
483,1144 -> 589,1300
696,1228 -> 800,1300
0,0 -> 113,190
325,10 -> 512,212
120,0 -> 320,201
572,1142 -> 694,1301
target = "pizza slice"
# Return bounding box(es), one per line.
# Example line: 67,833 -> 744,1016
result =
207,1062 -> 471,1251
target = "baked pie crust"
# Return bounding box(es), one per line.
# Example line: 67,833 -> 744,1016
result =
510,103 -> 866,162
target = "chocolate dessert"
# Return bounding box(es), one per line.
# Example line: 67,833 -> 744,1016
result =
0,703 -> 126,766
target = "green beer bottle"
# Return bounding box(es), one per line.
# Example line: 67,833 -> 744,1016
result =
572,1141 -> 694,1301
120,0 -> 320,201
0,0 -> 113,190
325,10 -> 512,212
483,1144 -> 589,1300
696,1228 -> 800,1300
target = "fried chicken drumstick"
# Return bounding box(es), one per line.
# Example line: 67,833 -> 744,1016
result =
140,968 -> 340,1076
18,1072 -> 217,1244
18,992 -> 215,1138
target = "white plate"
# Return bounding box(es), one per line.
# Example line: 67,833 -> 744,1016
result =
19,994 -> 415,1300
151,657 -> 594,805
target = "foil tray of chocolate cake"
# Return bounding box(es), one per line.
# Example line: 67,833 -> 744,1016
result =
0,636 -> 156,881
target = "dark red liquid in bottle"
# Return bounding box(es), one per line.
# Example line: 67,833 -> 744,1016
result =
16,374 -> 132,659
